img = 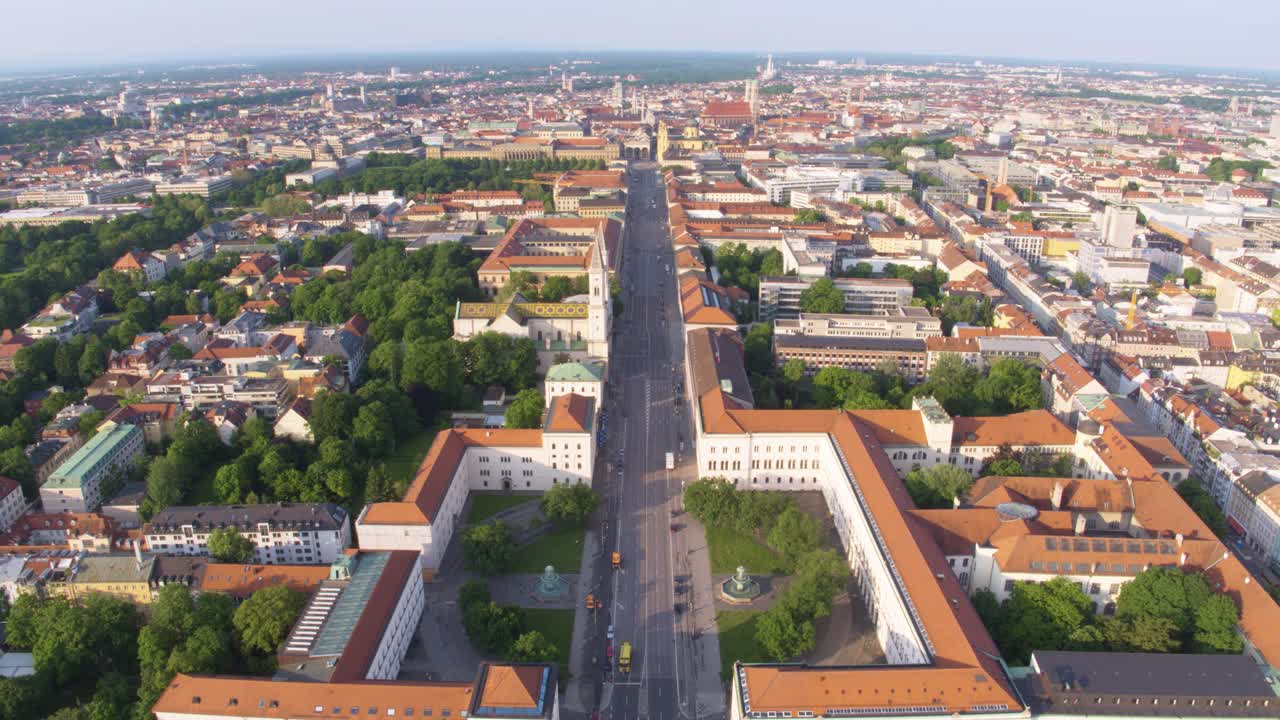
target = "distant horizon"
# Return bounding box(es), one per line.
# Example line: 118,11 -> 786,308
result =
2,48 -> 1278,82
2,0 -> 1278,76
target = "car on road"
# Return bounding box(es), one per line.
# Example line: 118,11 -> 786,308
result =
605,644 -> 613,658
607,624 -> 615,641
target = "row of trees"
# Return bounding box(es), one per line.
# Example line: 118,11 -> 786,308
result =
1,582 -> 305,720
974,567 -> 1242,665
707,242 -> 785,299
745,328 -> 1044,418
309,157 -> 605,198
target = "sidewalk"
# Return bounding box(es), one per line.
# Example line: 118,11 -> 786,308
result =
684,517 -> 727,720
565,525 -> 602,716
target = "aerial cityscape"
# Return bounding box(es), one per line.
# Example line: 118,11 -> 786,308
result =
3,5 -> 1280,720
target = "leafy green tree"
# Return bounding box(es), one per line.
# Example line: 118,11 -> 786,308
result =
83,593 -> 140,668
1117,566 -> 1211,631
743,323 -> 774,376
213,460 -> 254,504
759,249 -> 785,277
353,400 -> 396,456
507,630 -> 558,663
206,527 -> 255,563
1103,615 -> 1180,653
365,462 -> 399,502
683,478 -> 740,527
987,458 -> 1025,476
1176,479 -> 1228,538
1182,267 -> 1202,286
799,278 -> 845,314
1193,593 -> 1243,653
141,455 -> 184,518
504,389 -> 545,429
165,625 -> 232,676
462,601 -> 525,654
308,391 -> 357,444
459,580 -> 491,609
904,464 -> 974,508
756,602 -> 816,661
5,594 -> 41,650
911,354 -> 983,416
538,276 -> 575,302
233,586 -> 308,656
261,194 -> 311,217
993,577 -> 1098,664
793,208 -> 826,224
541,483 -> 599,527
974,358 -> 1044,414
767,506 -> 822,564
0,448 -> 36,500
367,341 -> 404,386
1071,271 -> 1093,294
32,598 -> 92,686
463,522 -> 515,575
84,672 -> 136,720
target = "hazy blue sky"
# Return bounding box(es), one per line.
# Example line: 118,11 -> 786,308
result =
2,0 -> 1277,72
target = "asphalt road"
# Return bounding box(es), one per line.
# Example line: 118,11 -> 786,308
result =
591,161 -> 701,720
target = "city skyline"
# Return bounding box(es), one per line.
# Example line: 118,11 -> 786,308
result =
2,0 -> 1279,73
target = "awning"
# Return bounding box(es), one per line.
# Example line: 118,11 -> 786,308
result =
1227,515 -> 1247,537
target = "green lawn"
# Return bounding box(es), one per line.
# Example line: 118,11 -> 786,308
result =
523,608 -> 574,677
384,428 -> 437,489
467,493 -> 536,524
509,525 -> 586,574
706,525 -> 790,575
716,610 -> 771,680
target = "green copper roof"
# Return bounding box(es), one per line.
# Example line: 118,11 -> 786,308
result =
46,424 -> 141,490
546,361 -> 605,382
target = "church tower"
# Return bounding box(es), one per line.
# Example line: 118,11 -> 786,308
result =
656,121 -> 670,161
587,225 -> 612,358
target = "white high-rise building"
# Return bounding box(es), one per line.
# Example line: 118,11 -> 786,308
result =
1271,114 -> 1280,140
1100,205 -> 1138,249
744,79 -> 759,119
611,79 -> 624,110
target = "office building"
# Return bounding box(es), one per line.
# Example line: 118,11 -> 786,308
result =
154,175 -> 234,198
758,276 -> 913,320
774,308 -> 942,340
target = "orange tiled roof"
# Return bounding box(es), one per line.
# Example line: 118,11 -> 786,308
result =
545,394 -> 591,433
952,411 -> 1074,447
361,428 -> 543,526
